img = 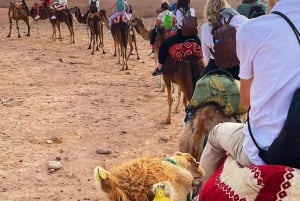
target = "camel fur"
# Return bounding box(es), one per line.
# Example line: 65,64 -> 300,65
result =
179,104 -> 241,161
94,152 -> 205,201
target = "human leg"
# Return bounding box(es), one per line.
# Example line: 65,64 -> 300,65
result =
34,0 -> 41,19
152,32 -> 182,76
109,14 -> 116,27
199,122 -> 251,183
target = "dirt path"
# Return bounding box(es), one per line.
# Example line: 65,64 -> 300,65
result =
0,9 -> 187,201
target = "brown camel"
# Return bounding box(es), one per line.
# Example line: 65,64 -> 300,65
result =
111,18 -> 130,71
178,104 -> 241,161
30,2 -> 57,39
71,7 -> 105,54
87,14 -> 101,54
31,3 -> 74,43
7,1 -> 31,38
100,11 -> 138,60
54,9 -> 75,43
154,26 -> 206,124
162,55 -> 205,124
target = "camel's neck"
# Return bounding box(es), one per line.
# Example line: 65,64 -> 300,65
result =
133,25 -> 149,41
75,9 -> 86,24
102,16 -> 109,30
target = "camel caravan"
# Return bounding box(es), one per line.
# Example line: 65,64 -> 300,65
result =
6,0 -> 300,201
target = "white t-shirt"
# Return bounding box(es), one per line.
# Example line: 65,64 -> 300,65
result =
237,0 -> 300,165
200,14 -> 248,64
174,7 -> 195,29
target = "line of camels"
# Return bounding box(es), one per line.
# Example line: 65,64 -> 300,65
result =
7,1 -> 246,162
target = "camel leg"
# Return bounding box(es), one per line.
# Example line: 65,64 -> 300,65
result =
88,29 -> 92,49
56,23 -> 62,40
68,26 -> 74,43
16,20 -> 21,38
96,34 -> 99,51
164,77 -> 173,124
99,24 -> 105,54
113,39 -> 117,57
71,27 -> 75,43
125,47 -> 129,70
132,33 -> 140,60
25,18 -> 30,37
91,34 -> 95,54
174,85 -> 181,114
51,22 -> 56,41
7,19 -> 12,37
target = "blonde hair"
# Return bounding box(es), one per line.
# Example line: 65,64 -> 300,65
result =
203,0 -> 231,32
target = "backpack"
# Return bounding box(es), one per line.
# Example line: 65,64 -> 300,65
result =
181,9 -> 198,37
248,11 -> 300,168
163,12 -> 172,29
248,5 -> 265,19
90,0 -> 97,13
211,14 -> 239,69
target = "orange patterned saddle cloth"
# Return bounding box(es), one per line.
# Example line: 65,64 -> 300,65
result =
168,41 -> 203,61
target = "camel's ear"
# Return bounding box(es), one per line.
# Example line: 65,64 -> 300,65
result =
94,167 -> 110,186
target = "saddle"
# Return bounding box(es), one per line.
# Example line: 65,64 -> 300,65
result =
113,14 -> 128,25
168,39 -> 203,62
186,70 -> 247,121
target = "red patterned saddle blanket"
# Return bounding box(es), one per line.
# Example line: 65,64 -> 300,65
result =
113,14 -> 128,24
168,41 -> 202,61
199,155 -> 300,201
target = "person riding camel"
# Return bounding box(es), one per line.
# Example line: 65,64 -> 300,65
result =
50,0 -> 69,20
150,1 -> 174,53
34,0 -> 51,20
85,0 -> 101,24
108,0 -> 130,28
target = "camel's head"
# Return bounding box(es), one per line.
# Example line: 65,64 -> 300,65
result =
130,17 -> 143,27
69,7 -> 79,14
166,152 -> 205,185
94,167 -> 128,201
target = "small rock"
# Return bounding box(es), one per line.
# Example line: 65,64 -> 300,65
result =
48,160 -> 61,170
46,140 -> 53,144
96,148 -> 111,154
160,136 -> 169,142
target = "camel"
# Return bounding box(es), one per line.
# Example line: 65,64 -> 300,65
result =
153,25 -> 206,124
94,152 -> 204,201
87,14 -> 101,54
54,9 -> 75,43
29,2 -> 57,39
7,1 -> 31,38
111,17 -> 130,71
131,17 -> 154,62
71,7 -> 105,54
31,3 -> 74,43
100,11 -> 139,60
